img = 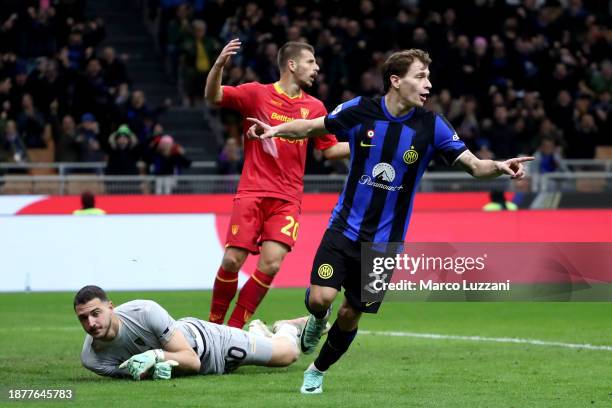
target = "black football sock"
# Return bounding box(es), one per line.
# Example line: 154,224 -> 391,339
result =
313,321 -> 357,371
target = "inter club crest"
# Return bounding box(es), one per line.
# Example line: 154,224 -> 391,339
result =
403,146 -> 419,165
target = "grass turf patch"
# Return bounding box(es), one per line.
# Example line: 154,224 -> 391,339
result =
1,289 -> 611,407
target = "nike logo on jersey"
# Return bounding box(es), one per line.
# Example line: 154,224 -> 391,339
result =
360,141 -> 375,147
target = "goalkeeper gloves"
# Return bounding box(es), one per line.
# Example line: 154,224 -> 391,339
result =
152,360 -> 179,380
119,349 -> 164,380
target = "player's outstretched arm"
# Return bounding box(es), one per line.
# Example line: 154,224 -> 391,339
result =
204,38 -> 241,105
457,150 -> 534,179
118,330 -> 200,380
246,117 -> 328,140
159,329 -> 201,375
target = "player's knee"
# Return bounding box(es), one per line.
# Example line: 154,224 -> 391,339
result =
221,251 -> 247,272
221,257 -> 242,272
337,303 -> 361,325
257,257 -> 282,275
308,290 -> 334,310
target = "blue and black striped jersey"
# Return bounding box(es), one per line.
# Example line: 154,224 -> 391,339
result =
324,96 -> 468,243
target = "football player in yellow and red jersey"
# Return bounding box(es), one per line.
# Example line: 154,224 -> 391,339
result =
204,39 -> 349,328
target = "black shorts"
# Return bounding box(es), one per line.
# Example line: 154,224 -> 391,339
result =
310,229 -> 384,314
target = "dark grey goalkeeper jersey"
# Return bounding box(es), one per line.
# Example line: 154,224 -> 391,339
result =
80,300 -> 269,377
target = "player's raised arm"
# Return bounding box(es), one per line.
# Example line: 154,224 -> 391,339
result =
204,38 -> 241,104
246,116 -> 328,140
456,150 -> 534,179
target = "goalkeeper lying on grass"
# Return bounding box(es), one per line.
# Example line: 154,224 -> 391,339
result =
74,285 -> 305,380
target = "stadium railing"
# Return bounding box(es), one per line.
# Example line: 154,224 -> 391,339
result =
562,159 -> 612,172
0,161 -> 217,175
539,172 -> 612,193
0,160 -> 610,195
1,159 -> 610,174
1,173 -> 611,195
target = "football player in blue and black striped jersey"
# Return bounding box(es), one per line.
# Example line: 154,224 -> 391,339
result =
247,49 -> 533,394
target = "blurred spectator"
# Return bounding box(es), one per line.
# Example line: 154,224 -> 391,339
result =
120,90 -> 169,143
487,105 -> 519,159
252,42 -> 279,84
9,63 -> 31,117
359,71 -> 381,98
474,139 -> 495,161
0,13 -> 20,53
531,135 -> 569,176
588,60 -> 612,95
433,89 -> 462,121
64,28 -> 89,70
28,58 -> 68,117
568,113 -> 599,158
179,19 -> 218,106
0,77 -> 11,114
23,6 -> 57,57
453,95 -> 480,150
113,82 -> 131,106
594,90 -> 611,137
217,137 -> 243,175
549,90 -> 575,138
145,134 -> 191,194
543,62 -> 578,105
447,34 -> 477,97
471,36 -> 492,101
146,134 -> 191,175
54,115 -> 80,162
82,18 -> 107,50
100,46 -> 129,88
73,191 -> 106,215
17,93 -> 50,148
106,124 -> 140,175
76,113 -> 104,163
0,119 -> 28,164
154,0 -> 186,60
73,58 -> 111,121
166,3 -> 193,82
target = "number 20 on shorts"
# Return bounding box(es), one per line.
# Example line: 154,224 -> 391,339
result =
281,216 -> 299,240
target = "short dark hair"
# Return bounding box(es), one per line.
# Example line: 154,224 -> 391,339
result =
277,42 -> 314,72
81,191 -> 95,209
381,49 -> 432,93
74,285 -> 108,309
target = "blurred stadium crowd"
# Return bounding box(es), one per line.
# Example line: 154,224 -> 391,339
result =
0,0 -> 190,177
0,0 -> 611,178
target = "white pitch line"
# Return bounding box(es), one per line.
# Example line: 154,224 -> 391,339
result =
360,330 -> 612,352
3,327 -> 612,352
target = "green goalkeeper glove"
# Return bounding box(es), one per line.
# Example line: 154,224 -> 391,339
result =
119,349 -> 164,380
152,360 -> 179,380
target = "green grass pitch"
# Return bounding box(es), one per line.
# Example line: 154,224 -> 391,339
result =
1,289 -> 611,407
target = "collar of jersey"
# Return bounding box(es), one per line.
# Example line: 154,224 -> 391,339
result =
381,96 -> 415,122
273,82 -> 302,99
